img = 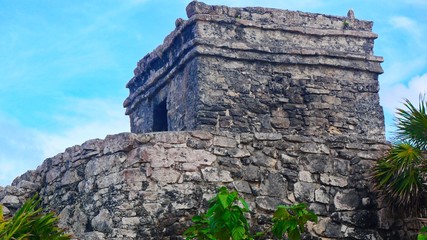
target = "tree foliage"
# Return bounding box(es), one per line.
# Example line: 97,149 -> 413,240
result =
0,194 -> 71,240
373,95 -> 427,216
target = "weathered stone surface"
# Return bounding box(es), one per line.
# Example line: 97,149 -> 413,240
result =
201,167 -> 233,182
294,182 -> 316,202
255,196 -> 284,211
91,209 -> 113,233
125,0 -> 385,143
334,190 -> 361,210
320,173 -> 348,187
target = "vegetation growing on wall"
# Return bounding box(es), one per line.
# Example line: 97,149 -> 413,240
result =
184,186 -> 317,240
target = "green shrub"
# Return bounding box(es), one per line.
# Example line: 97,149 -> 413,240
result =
0,194 -> 71,240
184,186 -> 317,240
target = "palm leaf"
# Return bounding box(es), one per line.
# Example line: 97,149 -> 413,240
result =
395,95 -> 427,150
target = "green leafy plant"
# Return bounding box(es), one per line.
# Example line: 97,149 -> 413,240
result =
418,226 -> 427,240
0,194 -> 71,240
184,186 -> 251,240
343,20 -> 350,27
271,203 -> 318,240
184,186 -> 317,240
372,96 -> 427,217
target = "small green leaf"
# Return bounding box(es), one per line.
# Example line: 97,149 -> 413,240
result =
238,198 -> 250,212
232,226 -> 245,240
288,227 -> 301,240
218,192 -> 229,209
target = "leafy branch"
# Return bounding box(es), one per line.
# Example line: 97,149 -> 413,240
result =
184,186 -> 317,240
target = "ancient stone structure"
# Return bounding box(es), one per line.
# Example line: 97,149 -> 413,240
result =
0,1 -> 405,239
124,1 -> 384,141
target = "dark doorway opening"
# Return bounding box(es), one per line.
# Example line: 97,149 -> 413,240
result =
153,99 -> 168,132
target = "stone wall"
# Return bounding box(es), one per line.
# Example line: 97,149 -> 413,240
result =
124,1 -> 384,141
1,131 -> 395,239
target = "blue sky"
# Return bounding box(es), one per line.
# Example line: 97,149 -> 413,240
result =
0,0 -> 426,186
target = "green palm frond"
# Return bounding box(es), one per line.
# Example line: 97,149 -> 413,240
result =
373,95 -> 427,217
395,95 -> 427,150
373,143 -> 426,215
0,194 -> 71,240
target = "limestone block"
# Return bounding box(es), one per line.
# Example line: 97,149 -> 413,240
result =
183,171 -> 203,182
190,149 -> 216,166
96,172 -> 121,189
135,134 -> 153,144
271,117 -> 290,129
309,202 -> 328,216
166,147 -> 190,162
298,171 -> 314,182
91,209 -> 113,233
259,172 -> 287,197
46,167 -> 61,183
154,132 -> 187,144
172,200 -> 194,210
1,195 -> 20,208
190,131 -> 213,140
16,180 -> 39,190
213,136 -> 237,148
85,154 -> 122,177
119,229 -> 137,238
122,217 -> 141,226
218,157 -> 242,169
141,145 -> 172,168
280,153 -> 297,164
151,168 -> 181,184
251,151 -> 277,168
186,138 -> 210,149
313,217 -> 343,238
233,180 -> 252,194
201,167 -> 233,182
228,148 -> 251,158
294,182 -> 316,202
255,196 -> 283,211
254,132 -> 282,140
120,168 -> 146,189
334,190 -> 361,210
315,188 -> 329,204
61,170 -> 80,186
240,133 -> 254,143
357,151 -> 380,160
84,232 -> 106,240
300,143 -> 329,154
103,132 -> 136,154
242,165 -> 261,182
301,155 -> 333,173
71,208 -> 89,235
320,173 -> 348,187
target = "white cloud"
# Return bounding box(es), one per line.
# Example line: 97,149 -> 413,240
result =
0,98 -> 129,186
381,73 -> 427,114
0,116 -> 45,186
35,98 -> 130,159
390,16 -> 421,38
379,57 -> 425,86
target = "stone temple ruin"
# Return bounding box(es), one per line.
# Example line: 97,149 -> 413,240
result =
0,1 -> 409,239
